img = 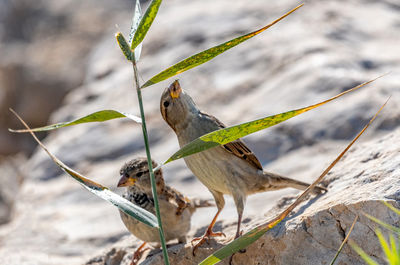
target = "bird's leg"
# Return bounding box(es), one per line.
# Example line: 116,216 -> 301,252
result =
234,212 -> 243,239
227,212 -> 246,265
130,242 -> 150,265
191,208 -> 225,255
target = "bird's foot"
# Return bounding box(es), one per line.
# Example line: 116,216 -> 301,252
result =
191,229 -> 225,256
130,244 -> 150,265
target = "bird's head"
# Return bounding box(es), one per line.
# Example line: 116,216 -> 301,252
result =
160,80 -> 199,132
117,157 -> 164,193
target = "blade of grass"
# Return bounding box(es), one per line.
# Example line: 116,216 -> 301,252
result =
9,109 -> 158,228
330,215 -> 359,265
163,76 -> 383,165
199,98 -> 388,265
350,240 -> 380,265
131,0 -> 162,51
141,4 -> 303,88
364,213 -> 400,234
376,229 -> 395,263
383,201 -> 400,217
9,109 -> 140,133
388,234 -> 399,264
132,63 -> 170,264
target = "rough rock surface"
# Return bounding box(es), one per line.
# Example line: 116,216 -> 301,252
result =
0,155 -> 24,224
0,0 -> 133,156
0,0 -> 399,264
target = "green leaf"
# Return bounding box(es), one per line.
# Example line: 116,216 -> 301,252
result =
131,0 -> 162,51
164,78 -> 379,165
384,201 -> 400,217
365,213 -> 400,234
9,109 -> 141,133
116,32 -> 134,61
375,229 -> 394,263
350,241 -> 380,265
129,0 -> 142,53
129,0 -> 143,62
9,109 -> 158,228
388,234 -> 400,264
63,168 -> 158,228
141,4 -> 303,88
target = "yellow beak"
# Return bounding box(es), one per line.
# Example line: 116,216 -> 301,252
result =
169,80 -> 182,99
117,175 -> 136,187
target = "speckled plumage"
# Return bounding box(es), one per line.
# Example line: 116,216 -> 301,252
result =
118,157 -> 212,245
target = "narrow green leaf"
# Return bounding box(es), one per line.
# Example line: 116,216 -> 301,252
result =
129,0 -> 143,62
384,201 -> 400,217
350,241 -> 380,265
164,77 -> 379,165
129,0 -> 142,44
10,109 -> 158,228
116,32 -> 134,61
330,215 -> 358,265
131,0 -> 162,51
199,99 -> 387,265
388,234 -> 400,264
141,4 -> 303,88
9,109 -> 141,133
365,213 -> 400,234
375,229 -> 394,264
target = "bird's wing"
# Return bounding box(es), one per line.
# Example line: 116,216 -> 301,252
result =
222,139 -> 263,170
163,185 -> 191,215
200,112 -> 263,171
123,190 -> 155,213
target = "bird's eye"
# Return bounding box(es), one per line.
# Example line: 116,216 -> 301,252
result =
163,101 -> 170,108
136,172 -> 143,177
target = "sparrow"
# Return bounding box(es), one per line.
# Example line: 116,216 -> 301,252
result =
117,157 -> 212,264
160,80 -> 326,253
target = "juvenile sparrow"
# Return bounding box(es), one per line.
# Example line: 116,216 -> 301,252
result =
117,157 -> 212,264
160,80 -> 326,252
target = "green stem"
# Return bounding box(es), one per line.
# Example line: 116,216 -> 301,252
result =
132,62 -> 170,265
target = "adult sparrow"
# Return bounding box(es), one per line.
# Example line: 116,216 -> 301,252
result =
117,157 -> 212,264
160,80 -> 326,252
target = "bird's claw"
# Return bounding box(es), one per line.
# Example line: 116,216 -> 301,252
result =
130,246 -> 150,265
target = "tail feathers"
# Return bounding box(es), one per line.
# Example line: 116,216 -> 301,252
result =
263,171 -> 327,194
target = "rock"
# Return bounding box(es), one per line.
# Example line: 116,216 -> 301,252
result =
1,0 -> 400,264
91,128 -> 400,265
0,0 -> 133,157
0,154 -> 25,224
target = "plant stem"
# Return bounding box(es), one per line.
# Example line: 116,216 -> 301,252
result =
132,61 -> 170,265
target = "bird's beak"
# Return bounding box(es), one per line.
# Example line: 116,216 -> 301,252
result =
169,80 -> 181,99
117,175 -> 136,187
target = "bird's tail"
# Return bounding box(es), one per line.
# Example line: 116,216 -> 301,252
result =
260,171 -> 327,194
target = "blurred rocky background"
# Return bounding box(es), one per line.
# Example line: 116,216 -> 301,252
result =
0,0 -> 399,264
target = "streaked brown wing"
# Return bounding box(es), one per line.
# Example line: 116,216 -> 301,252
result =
200,111 -> 263,171
222,139 -> 263,170
164,185 -> 191,215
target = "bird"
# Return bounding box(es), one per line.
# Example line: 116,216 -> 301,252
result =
160,80 -> 326,253
117,157 -> 213,265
